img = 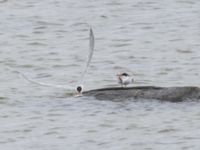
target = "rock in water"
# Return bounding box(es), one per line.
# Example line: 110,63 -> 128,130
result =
84,86 -> 200,102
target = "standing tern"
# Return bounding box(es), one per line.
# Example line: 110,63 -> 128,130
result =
117,73 -> 134,87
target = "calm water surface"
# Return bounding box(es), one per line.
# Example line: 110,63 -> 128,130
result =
0,0 -> 200,149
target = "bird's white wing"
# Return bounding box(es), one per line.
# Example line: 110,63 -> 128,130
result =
16,71 -> 73,90
88,28 -> 95,68
79,27 -> 95,84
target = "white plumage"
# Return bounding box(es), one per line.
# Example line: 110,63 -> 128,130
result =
117,73 -> 134,87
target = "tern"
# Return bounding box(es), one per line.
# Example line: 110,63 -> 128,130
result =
17,26 -> 95,97
117,73 -> 134,87
75,27 -> 95,96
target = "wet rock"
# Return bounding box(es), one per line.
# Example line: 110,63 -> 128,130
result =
84,86 -> 200,102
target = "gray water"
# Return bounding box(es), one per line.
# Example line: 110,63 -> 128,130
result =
0,0 -> 200,149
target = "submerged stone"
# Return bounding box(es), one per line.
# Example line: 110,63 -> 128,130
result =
84,86 -> 200,102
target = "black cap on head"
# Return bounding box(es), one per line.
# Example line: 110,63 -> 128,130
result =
76,86 -> 82,93
121,73 -> 129,76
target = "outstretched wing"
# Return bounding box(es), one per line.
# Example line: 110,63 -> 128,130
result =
16,71 -> 73,90
79,27 -> 95,84
88,28 -> 95,68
